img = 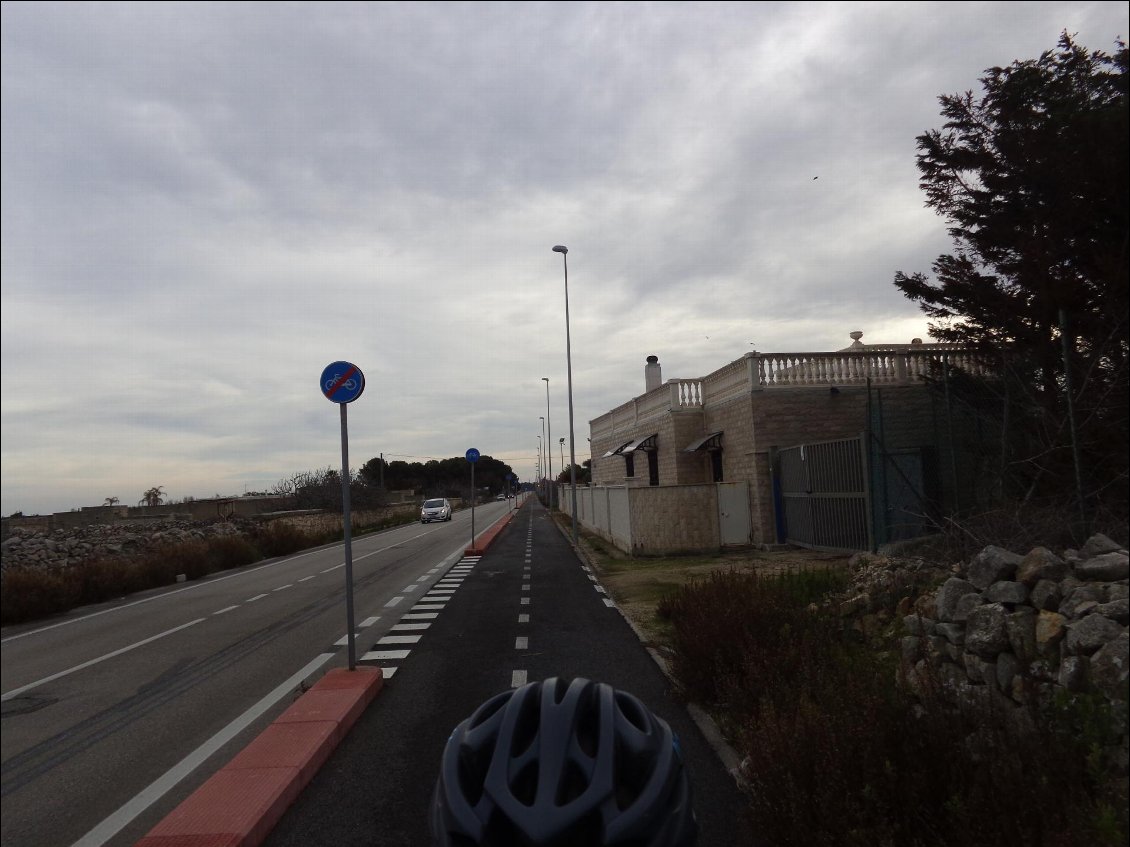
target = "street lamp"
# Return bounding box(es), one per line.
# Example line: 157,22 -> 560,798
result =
536,434 -> 543,485
559,437 -> 565,477
542,377 -> 552,511
552,244 -> 579,545
539,416 -> 546,502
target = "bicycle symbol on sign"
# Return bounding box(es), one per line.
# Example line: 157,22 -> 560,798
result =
324,374 -> 359,393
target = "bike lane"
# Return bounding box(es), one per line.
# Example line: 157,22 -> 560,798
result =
265,498 -> 756,846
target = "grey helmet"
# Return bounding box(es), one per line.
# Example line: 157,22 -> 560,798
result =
431,677 -> 697,846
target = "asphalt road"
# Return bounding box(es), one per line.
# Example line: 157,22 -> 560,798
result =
0,500 -> 515,847
265,498 -> 756,847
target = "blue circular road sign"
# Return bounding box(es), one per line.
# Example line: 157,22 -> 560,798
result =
321,361 -> 365,404
465,448 -> 480,463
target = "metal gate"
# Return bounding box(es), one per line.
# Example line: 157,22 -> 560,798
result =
775,435 -> 872,552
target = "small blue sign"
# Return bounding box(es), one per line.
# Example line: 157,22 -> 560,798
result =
321,361 -> 365,404
465,448 -> 480,463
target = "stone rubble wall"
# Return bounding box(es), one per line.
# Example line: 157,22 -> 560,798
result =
0,507 -> 417,574
900,534 -> 1128,708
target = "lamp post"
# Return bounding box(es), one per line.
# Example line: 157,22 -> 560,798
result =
542,377 -> 552,511
552,245 -> 579,545
560,437 -> 565,477
536,434 -> 542,487
539,417 -> 546,502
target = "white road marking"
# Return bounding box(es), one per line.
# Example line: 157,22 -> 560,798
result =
518,614 -> 529,623
212,606 -> 239,616
2,618 -> 206,702
515,637 -> 529,650
70,653 -> 333,847
378,635 -> 422,645
604,598 -> 616,607
381,667 -> 399,678
272,584 -> 293,592
359,616 -> 380,627
402,612 -> 438,620
402,584 -> 419,592
246,593 -> 268,602
297,575 -> 316,583
511,670 -> 528,688
520,598 -> 530,605
363,649 -> 411,661
385,596 -> 404,608
391,623 -> 430,631
521,584 -> 530,592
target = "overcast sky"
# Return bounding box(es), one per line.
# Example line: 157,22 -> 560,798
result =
2,1 -> 1126,516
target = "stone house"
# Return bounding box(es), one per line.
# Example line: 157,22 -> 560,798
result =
561,333 -> 982,555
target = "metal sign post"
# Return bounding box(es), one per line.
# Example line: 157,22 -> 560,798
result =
466,448 -> 480,549
321,361 -> 366,670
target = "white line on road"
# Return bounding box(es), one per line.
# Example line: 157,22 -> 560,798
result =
518,614 -> 529,623
246,593 -> 268,602
378,635 -> 422,645
384,596 -> 404,608
70,653 -> 333,847
298,575 -> 316,583
272,584 -> 293,592
212,606 -> 239,616
511,670 -> 528,688
2,618 -> 206,702
515,637 -> 528,650
359,616 -> 381,627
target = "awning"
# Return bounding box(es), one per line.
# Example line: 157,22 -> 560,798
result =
601,439 -> 635,458
683,431 -> 723,452
621,433 -> 658,453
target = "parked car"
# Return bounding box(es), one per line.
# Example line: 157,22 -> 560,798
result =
420,498 -> 452,523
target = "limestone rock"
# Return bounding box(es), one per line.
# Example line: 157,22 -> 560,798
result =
1081,533 -> 1126,558
1093,598 -> 1130,626
1076,552 -> 1129,583
1016,547 -> 1067,586
1006,607 -> 1037,663
1059,655 -> 1090,692
984,581 -> 1029,606
1035,611 -> 1068,654
968,545 -> 1023,590
1029,579 -> 1062,611
1090,632 -> 1129,702
934,577 -> 980,622
1060,585 -> 1106,619
965,603 -> 1010,658
1064,614 -> 1125,657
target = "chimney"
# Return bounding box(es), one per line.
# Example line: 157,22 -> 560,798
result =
645,355 -> 662,392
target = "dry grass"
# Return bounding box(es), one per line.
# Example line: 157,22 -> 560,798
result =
565,520 -> 850,645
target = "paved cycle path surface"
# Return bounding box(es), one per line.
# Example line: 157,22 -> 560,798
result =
265,499 -> 756,846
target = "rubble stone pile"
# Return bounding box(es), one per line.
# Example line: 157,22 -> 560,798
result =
0,519 -> 253,574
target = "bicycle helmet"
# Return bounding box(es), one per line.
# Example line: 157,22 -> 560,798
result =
431,677 -> 697,846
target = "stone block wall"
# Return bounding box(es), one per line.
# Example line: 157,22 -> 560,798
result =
627,484 -> 720,555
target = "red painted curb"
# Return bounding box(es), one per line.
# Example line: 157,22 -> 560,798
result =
465,508 -> 517,556
135,667 -> 383,847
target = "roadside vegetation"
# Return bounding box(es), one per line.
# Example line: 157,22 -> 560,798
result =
0,508 -> 422,626
568,519 -> 1126,846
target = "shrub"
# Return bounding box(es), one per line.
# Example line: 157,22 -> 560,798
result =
0,567 -> 79,624
251,522 -> 317,558
661,567 -> 1123,846
205,535 -> 261,571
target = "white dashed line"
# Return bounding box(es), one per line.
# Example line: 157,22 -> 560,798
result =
515,637 -> 528,650
382,667 -> 399,679
520,597 -> 530,605
603,598 -> 616,607
298,575 -> 316,583
272,584 -> 293,592
213,606 -> 239,616
385,596 -> 405,608
391,623 -> 430,631
511,670 -> 528,688
359,616 -> 380,627
246,594 -> 268,602
518,614 -> 529,623
403,612 -> 438,620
